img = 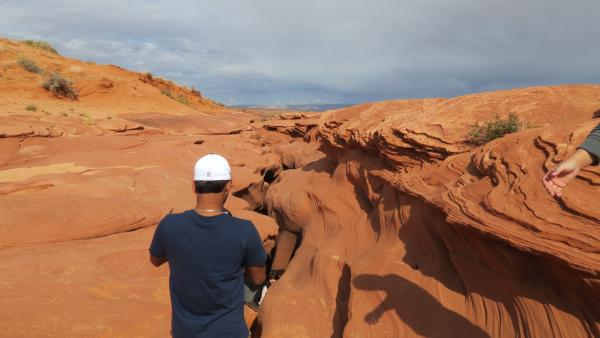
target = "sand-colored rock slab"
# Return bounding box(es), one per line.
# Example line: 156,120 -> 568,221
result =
0,226 -> 171,338
0,133 -> 281,248
0,132 -> 280,337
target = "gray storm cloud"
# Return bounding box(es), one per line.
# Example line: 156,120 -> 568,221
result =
0,0 -> 599,105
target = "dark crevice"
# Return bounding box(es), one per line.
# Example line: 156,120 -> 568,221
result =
232,186 -> 249,199
261,167 -> 280,184
254,204 -> 269,216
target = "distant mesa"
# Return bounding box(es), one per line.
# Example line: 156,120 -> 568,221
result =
230,103 -> 355,112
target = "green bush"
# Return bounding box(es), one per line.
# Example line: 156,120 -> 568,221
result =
191,87 -> 202,98
79,113 -> 95,125
23,40 -> 59,55
25,104 -> 38,112
177,94 -> 189,105
161,89 -> 174,99
468,113 -> 525,145
42,73 -> 79,100
18,57 -> 43,73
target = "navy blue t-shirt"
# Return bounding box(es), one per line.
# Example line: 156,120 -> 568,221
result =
149,210 -> 267,338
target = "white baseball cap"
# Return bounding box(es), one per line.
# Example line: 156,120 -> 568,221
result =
193,154 -> 231,181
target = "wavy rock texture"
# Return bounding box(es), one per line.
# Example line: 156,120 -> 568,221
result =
3,36 -> 600,337
0,133 -> 280,247
0,129 -> 284,336
260,85 -> 600,338
0,38 -> 286,336
263,112 -> 320,138
0,38 -> 258,138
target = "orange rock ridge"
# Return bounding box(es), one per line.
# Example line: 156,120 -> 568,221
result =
260,85 -> 600,337
0,38 -> 277,336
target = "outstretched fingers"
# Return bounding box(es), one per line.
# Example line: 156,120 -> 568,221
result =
552,177 -> 567,188
542,173 -> 565,198
543,170 -> 557,182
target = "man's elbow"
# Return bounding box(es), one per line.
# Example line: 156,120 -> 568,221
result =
252,273 -> 266,286
246,266 -> 267,285
149,254 -> 167,267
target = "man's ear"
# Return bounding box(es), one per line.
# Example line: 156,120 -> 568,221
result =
225,180 -> 233,193
192,181 -> 196,194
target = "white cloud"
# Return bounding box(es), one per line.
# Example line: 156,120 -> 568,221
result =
0,0 -> 599,104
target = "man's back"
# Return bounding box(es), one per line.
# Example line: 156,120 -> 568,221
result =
150,210 -> 267,338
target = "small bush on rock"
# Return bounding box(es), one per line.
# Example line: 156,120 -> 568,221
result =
177,94 -> 189,105
79,113 -> 95,125
42,73 -> 79,100
23,40 -> 59,55
161,89 -> 174,99
191,87 -> 202,98
468,113 -> 525,145
18,57 -> 43,73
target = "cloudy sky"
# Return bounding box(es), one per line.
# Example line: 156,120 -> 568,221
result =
1,0 -> 599,105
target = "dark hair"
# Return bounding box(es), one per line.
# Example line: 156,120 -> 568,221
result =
194,180 -> 230,194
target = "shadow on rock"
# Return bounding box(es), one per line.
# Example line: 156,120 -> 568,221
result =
353,274 -> 489,338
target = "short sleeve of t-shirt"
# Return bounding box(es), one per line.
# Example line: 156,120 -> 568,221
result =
149,217 -> 167,257
243,222 -> 267,267
580,122 -> 600,165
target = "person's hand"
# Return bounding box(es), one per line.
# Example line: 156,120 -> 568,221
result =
543,149 -> 594,198
543,161 -> 580,198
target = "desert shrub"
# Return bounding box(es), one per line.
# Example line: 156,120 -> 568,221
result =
79,113 -> 95,125
18,57 -> 43,73
468,113 -> 525,145
42,73 -> 79,100
23,40 -> 59,55
161,88 -> 174,99
25,104 -> 38,111
191,87 -> 202,98
177,94 -> 189,105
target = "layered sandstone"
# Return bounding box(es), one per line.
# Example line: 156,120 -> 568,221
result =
259,85 -> 600,338
0,38 -> 279,337
2,36 -> 600,338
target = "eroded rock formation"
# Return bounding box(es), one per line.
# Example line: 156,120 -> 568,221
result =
259,85 -> 600,338
0,38 -> 280,337
2,36 -> 600,337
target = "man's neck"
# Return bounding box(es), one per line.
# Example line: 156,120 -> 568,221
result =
195,197 -> 225,216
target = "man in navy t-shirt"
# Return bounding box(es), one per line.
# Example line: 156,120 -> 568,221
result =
149,154 -> 267,337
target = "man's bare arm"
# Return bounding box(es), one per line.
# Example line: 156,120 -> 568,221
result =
149,254 -> 168,267
245,265 -> 267,285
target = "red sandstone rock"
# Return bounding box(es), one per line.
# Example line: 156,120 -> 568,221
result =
2,36 -> 600,337
260,85 -> 600,337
